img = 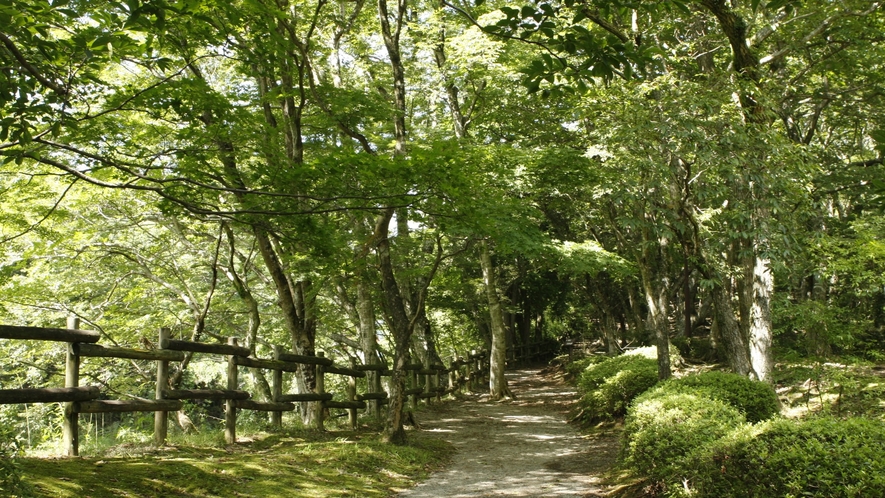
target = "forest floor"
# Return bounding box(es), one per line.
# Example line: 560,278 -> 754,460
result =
396,367 -> 620,498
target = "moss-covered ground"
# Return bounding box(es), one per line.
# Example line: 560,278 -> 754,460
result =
14,429 -> 453,497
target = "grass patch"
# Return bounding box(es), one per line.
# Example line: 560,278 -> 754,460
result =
17,429 -> 453,498
774,361 -> 885,420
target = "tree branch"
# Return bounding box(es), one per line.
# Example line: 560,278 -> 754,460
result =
0,32 -> 68,96
0,178 -> 78,244
581,8 -> 630,44
759,3 -> 881,66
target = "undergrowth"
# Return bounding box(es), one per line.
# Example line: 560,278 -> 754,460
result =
583,355 -> 885,497
16,428 -> 453,497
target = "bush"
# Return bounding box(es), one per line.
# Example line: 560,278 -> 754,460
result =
649,371 -> 780,423
689,416 -> 885,497
671,336 -> 718,362
564,354 -> 607,379
576,354 -> 660,423
623,344 -> 684,367
0,425 -> 27,497
622,392 -> 746,486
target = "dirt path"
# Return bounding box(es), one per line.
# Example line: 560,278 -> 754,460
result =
397,367 -> 619,498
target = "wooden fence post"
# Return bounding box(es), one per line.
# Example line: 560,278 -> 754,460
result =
470,349 -> 478,391
435,366 -> 443,402
423,357 -> 432,405
365,369 -> 377,420
153,327 -> 170,446
271,346 -> 283,428
225,337 -> 238,444
315,352 -> 325,431
63,316 -> 80,457
464,353 -> 471,391
368,363 -> 381,419
347,359 -> 358,430
409,365 -> 419,409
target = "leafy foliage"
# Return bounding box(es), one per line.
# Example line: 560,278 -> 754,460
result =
648,371 -> 780,423
564,354 -> 607,379
689,417 -> 885,498
621,392 -> 746,488
575,354 -> 660,423
0,424 -> 28,496
19,429 -> 453,497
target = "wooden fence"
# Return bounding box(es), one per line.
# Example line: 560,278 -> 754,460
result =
0,319 -> 490,456
506,339 -> 559,365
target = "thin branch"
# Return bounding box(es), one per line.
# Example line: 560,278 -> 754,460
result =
19,151 -> 422,218
23,139 -> 419,204
0,32 -> 68,96
406,236 -> 470,333
0,178 -> 78,244
442,0 -> 568,61
760,3 -> 881,66
76,63 -> 194,122
581,8 -> 630,44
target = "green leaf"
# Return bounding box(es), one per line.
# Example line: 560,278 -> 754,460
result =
870,129 -> 885,152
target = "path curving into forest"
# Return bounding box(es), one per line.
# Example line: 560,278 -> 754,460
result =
397,367 -> 619,498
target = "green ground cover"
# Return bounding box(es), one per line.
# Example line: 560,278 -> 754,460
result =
9,429 -> 452,498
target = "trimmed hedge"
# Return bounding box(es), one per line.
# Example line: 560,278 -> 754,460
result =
564,354 -> 607,379
576,354 -> 660,423
622,392 -> 746,485
689,416 -> 885,497
646,371 -> 780,423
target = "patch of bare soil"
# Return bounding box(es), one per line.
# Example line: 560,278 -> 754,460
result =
397,367 -> 619,498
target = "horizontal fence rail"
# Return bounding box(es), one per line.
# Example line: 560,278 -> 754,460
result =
0,319 -> 497,456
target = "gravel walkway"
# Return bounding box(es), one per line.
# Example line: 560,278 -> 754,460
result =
397,367 -> 618,498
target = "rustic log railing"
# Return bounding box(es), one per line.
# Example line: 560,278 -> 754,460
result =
506,339 -> 558,366
0,320 -> 491,456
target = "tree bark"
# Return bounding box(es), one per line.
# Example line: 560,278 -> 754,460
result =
749,256 -> 773,381
639,223 -> 672,380
480,241 -> 509,400
374,208 -> 412,444
356,272 -> 383,418
710,284 -> 753,376
377,0 -> 408,155
700,0 -> 774,380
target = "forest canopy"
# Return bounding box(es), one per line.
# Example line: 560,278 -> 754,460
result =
1,0 -> 884,443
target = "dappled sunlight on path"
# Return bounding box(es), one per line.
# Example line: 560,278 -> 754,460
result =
397,368 -> 617,498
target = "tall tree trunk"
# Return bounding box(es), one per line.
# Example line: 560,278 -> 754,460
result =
626,283 -> 647,343
710,284 -> 753,376
356,272 -> 383,418
701,0 -> 774,381
432,4 -> 469,139
377,0 -> 407,155
638,223 -> 672,380
590,275 -> 620,355
254,229 -> 317,423
221,223 -> 271,401
749,256 -> 773,381
683,200 -> 754,377
640,267 -> 672,380
374,208 -> 412,444
184,56 -> 319,410
480,241 -> 509,400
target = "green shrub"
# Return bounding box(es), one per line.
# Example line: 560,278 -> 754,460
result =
576,354 -> 660,423
623,344 -> 684,366
564,354 -> 607,379
622,392 -> 745,486
650,371 -> 780,423
689,416 -> 885,497
671,336 -> 718,362
0,425 -> 27,497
